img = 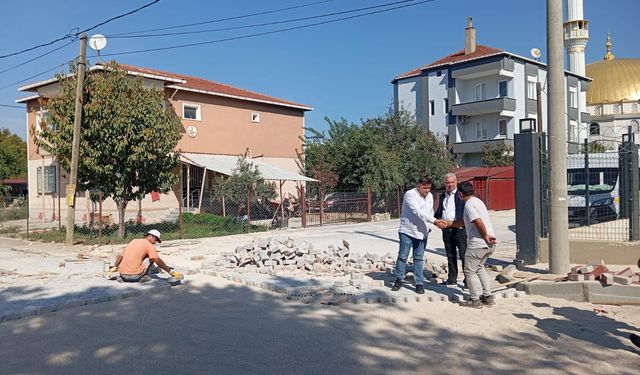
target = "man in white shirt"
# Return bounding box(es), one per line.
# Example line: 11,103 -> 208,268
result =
445,181 -> 497,308
391,176 -> 446,294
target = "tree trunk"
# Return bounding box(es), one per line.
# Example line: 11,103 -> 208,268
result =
117,200 -> 128,238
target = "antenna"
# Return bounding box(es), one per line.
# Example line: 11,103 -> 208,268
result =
530,48 -> 542,61
89,34 -> 107,56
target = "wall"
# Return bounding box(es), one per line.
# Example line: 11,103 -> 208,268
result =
426,70 -> 449,136
539,238 -> 640,265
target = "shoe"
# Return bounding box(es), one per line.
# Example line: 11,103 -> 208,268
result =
630,333 -> 640,349
480,294 -> 495,306
439,280 -> 457,286
459,299 -> 483,309
391,279 -> 403,291
415,285 -> 425,294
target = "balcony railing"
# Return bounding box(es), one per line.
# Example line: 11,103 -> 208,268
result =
588,102 -> 640,117
451,97 -> 516,116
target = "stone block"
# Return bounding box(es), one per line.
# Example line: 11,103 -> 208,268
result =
616,268 -> 633,277
580,265 -> 594,274
568,273 -> 584,281
613,275 -> 632,285
591,265 -> 609,279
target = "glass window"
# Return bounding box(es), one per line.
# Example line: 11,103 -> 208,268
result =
429,100 -> 435,116
527,76 -> 537,100
475,83 -> 486,101
251,112 -> 260,123
476,121 -> 486,139
443,98 -> 449,113
589,122 -> 600,135
183,104 -> 200,120
498,80 -> 508,97
36,165 -> 57,194
568,120 -> 578,141
499,119 -> 507,136
569,86 -> 577,108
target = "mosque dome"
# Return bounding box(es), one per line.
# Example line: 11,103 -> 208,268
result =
586,34 -> 640,105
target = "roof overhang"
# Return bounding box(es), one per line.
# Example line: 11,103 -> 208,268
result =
167,85 -> 313,111
180,152 -> 317,182
15,94 -> 39,103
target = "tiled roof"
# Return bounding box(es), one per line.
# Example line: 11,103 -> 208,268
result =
96,62 -> 312,111
394,45 -> 504,81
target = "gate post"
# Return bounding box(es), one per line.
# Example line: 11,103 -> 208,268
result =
299,186 -> 307,228
620,129 -> 639,240
514,130 -> 543,265
367,187 -> 372,222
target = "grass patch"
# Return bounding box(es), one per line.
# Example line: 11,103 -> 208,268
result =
24,213 -> 267,245
0,205 -> 28,221
0,225 -> 21,237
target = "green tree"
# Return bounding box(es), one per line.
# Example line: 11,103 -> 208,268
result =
214,157 -> 277,217
35,62 -> 182,237
0,128 -> 27,195
481,143 -> 514,166
304,108 -> 454,192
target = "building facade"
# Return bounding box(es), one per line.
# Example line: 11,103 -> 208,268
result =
16,63 -> 312,224
392,18 -> 590,166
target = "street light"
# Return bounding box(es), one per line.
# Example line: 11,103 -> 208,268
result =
519,118 -> 537,133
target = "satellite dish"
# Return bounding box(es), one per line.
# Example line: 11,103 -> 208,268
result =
530,48 -> 542,60
89,34 -> 107,52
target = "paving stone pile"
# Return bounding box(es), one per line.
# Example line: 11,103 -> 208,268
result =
201,237 -> 399,276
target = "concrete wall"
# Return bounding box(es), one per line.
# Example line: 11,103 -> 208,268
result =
395,76 -> 420,121
426,70 -> 448,136
539,238 -> 640,265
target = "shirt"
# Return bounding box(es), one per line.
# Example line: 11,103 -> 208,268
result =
399,188 -> 435,240
118,238 -> 159,275
442,189 -> 457,221
463,196 -> 495,248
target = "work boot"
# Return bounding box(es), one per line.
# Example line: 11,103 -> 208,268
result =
480,294 -> 495,306
390,279 -> 403,291
415,284 -> 425,294
459,299 -> 483,309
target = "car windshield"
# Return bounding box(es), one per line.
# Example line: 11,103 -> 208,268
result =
567,168 -> 617,194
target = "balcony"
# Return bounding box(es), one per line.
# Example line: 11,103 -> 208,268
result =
452,138 -> 514,154
451,58 -> 515,80
451,97 -> 516,117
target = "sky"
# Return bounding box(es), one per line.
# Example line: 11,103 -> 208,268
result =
0,0 -> 638,140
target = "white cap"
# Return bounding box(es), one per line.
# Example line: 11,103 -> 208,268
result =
146,229 -> 161,243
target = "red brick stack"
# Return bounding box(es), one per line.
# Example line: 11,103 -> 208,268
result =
567,261 -> 640,285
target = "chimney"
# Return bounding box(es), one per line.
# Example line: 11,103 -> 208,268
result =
465,17 -> 476,55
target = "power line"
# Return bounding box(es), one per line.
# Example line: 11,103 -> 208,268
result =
96,0 -> 437,58
0,41 -> 75,75
0,0 -> 160,60
0,59 -> 74,90
0,104 -> 24,109
110,0 -> 336,37
108,0 -> 424,39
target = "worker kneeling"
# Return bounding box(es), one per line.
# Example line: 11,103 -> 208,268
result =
114,229 -> 174,283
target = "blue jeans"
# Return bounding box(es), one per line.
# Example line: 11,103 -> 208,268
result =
395,232 -> 426,285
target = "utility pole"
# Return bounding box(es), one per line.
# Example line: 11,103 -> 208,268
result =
66,33 -> 87,246
546,0 -> 570,274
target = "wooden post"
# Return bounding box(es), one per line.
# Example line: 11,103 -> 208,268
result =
319,187 -> 324,226
137,198 -> 142,224
198,167 -> 207,213
186,165 -> 190,212
300,185 -> 306,228
367,186 -> 372,222
536,81 -> 544,133
98,192 -> 103,245
222,196 -> 226,217
246,190 -> 251,231
179,165 -> 184,239
279,180 -> 285,226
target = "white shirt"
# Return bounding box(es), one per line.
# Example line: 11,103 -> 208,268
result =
463,196 -> 495,248
442,189 -> 457,221
399,188 -> 435,240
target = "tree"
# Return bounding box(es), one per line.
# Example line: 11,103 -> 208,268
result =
35,62 -> 182,237
303,108 -> 454,192
214,157 -> 277,218
0,128 -> 27,195
481,143 -> 514,166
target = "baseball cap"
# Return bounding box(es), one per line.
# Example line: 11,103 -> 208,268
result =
146,229 -> 161,243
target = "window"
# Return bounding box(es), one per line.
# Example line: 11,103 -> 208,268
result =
568,120 -> 578,142
476,121 -> 487,140
527,75 -> 537,100
475,83 -> 486,101
569,86 -> 577,108
498,80 -> 508,98
429,100 -> 435,116
499,119 -> 507,136
437,71 -> 442,77
36,165 -> 57,194
251,112 -> 260,123
182,103 -> 200,120
35,111 -> 56,132
443,98 -> 449,113
589,122 -> 600,135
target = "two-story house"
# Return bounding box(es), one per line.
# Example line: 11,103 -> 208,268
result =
16,63 -> 313,224
393,18 -> 591,166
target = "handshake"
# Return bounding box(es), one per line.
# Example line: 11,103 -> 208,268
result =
434,219 -> 451,230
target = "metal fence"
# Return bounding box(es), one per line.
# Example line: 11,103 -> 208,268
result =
0,186 -> 407,245
540,135 -> 640,241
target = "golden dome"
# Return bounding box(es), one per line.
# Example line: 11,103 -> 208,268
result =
586,35 -> 640,105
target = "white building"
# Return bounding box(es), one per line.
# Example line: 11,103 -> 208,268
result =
392,18 -> 591,166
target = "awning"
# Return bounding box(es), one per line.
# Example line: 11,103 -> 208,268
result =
180,152 -> 317,182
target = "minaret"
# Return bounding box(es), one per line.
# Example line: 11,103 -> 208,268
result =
563,0 -> 589,75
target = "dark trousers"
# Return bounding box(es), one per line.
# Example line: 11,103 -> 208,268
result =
442,228 -> 467,283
